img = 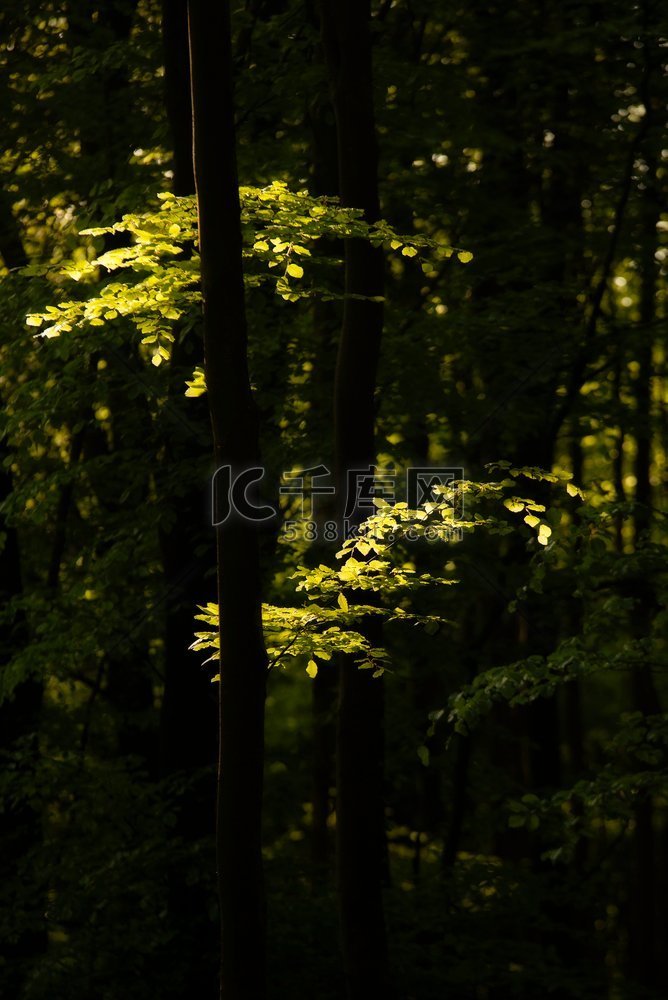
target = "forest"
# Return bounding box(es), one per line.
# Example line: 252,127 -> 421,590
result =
0,1 -> 666,998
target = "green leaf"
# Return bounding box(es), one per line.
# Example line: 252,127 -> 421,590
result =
287,263 -> 304,279
338,593 -> 349,612
537,524 -> 552,545
185,366 -> 207,397
306,660 -> 318,679
457,250 -> 473,264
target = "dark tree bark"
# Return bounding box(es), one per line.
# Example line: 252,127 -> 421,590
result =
627,7 -> 663,977
157,8 -> 218,991
305,83 -> 340,878
0,191 -> 28,274
0,204 -> 45,996
161,0 -> 196,196
0,421 -> 44,996
628,147 -> 662,994
188,3 -> 268,997
320,2 -> 390,995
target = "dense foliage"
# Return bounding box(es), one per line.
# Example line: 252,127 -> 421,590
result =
1,1 -> 666,998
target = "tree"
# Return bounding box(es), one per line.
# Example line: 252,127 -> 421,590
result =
320,2 -> 390,994
187,2 -> 268,996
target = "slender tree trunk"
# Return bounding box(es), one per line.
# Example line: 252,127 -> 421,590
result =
628,146 -> 662,993
564,432 -> 585,826
306,83 -> 340,878
157,8 -> 219,991
188,3 -> 268,997
627,17 -> 662,980
0,424 -> 44,995
320,2 -> 390,995
612,357 -> 626,553
161,0 -> 196,196
442,731 -> 471,869
0,202 -> 46,996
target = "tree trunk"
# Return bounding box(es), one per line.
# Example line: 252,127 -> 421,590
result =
628,145 -> 661,993
188,3 -> 268,997
320,2 -> 390,995
305,80 -> 340,878
627,12 -> 662,976
161,0 -> 195,196
0,200 -> 46,996
157,7 -> 219,991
